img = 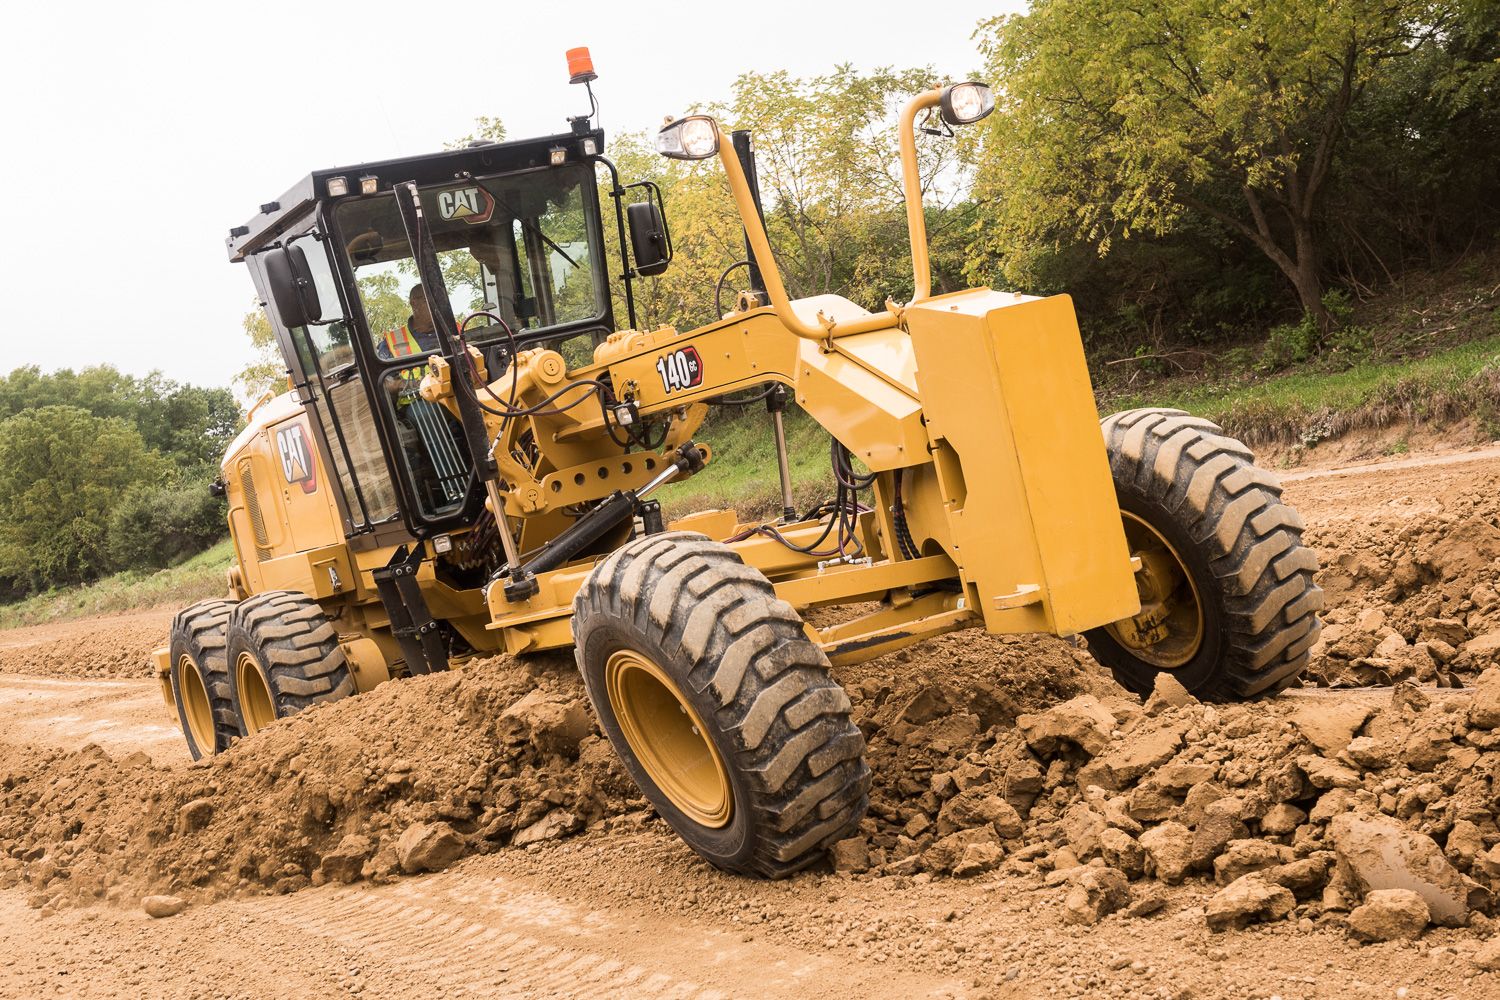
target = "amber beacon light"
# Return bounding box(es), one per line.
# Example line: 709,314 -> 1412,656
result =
567,47 -> 597,84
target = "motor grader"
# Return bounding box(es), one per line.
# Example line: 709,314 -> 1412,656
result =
156,51 -> 1322,877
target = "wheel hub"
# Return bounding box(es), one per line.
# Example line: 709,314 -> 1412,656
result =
178,655 -> 215,752
604,649 -> 733,829
235,652 -> 277,735
1106,511 -> 1205,669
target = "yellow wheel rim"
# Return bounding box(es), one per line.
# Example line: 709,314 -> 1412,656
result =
178,655 -> 216,753
604,649 -> 733,829
235,652 -> 277,735
1105,511 -> 1205,669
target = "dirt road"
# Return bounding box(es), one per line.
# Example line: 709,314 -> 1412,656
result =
3,444 -> 1500,999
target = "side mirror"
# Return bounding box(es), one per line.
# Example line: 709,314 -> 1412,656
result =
263,244 -> 323,328
626,201 -> 671,277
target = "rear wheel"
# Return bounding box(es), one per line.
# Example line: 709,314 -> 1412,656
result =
225,591 -> 354,736
1085,408 -> 1323,701
572,532 -> 869,878
168,599 -> 238,760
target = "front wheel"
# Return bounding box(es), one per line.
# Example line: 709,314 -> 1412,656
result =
1085,408 -> 1323,701
572,532 -> 869,878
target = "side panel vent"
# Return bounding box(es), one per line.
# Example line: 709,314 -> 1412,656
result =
239,459 -> 272,559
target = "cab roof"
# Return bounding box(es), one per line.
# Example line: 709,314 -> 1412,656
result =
225,126 -> 605,263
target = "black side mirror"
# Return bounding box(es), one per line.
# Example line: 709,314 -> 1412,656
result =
263,244 -> 323,328
627,201 -> 671,277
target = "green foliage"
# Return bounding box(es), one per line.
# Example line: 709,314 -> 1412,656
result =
236,304 -> 284,397
0,406 -> 170,595
106,466 -> 227,573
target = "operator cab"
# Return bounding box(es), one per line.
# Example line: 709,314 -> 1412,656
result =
228,124 -> 670,550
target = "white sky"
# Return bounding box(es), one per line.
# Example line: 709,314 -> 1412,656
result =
0,0 -> 1018,389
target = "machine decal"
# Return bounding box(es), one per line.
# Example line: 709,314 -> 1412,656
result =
655,346 -> 703,394
436,186 -> 496,226
276,422 -> 318,494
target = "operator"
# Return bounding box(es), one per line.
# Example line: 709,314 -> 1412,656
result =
379,284 -> 442,361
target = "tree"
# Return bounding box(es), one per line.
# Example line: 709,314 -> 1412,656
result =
236,304 -> 285,398
974,0 -> 1448,327
0,406 -> 168,591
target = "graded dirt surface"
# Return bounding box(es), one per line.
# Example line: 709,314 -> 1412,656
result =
4,443 -> 1500,999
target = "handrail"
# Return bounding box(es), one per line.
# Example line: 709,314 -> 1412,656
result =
898,88 -> 943,306
711,87 -> 944,340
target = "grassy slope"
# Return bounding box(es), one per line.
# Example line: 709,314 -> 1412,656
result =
1110,334 -> 1500,448
0,539 -> 234,631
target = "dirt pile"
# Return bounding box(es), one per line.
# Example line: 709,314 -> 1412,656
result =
0,609 -> 168,679
1300,471 -> 1500,687
0,652 -> 637,912
840,664 -> 1500,942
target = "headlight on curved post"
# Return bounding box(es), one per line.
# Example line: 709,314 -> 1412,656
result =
656,115 -> 720,160
939,82 -> 994,126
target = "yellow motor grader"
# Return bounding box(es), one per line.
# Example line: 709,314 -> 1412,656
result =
156,53 -> 1321,877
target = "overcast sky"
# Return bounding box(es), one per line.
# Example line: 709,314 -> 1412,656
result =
0,0 -> 1017,390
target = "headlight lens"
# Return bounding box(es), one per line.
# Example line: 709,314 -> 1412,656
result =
940,82 -> 995,126
656,115 -> 720,160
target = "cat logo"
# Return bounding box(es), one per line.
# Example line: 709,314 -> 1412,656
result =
436,186 -> 495,226
275,422 -> 318,495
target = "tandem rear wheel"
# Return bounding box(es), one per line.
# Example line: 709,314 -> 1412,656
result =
572,532 -> 870,878
225,591 -> 355,736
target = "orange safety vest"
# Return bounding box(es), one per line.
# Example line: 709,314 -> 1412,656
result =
382,325 -> 426,359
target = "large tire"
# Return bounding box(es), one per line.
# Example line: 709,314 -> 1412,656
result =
572,532 -> 869,878
1085,408 -> 1323,701
225,591 -> 354,737
168,599 -> 238,760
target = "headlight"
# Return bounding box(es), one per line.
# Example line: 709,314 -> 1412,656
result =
656,115 -> 720,160
940,82 -> 995,126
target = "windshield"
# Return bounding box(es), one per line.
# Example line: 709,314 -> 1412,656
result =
335,164 -> 605,363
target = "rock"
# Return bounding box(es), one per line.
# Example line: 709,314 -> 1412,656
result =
1017,696 -> 1116,756
1126,785 -> 1180,823
1142,674 -> 1196,716
1214,840 -> 1288,885
1298,755 -> 1362,790
1205,875 -> 1295,931
1151,761 -> 1218,794
499,691 -> 593,756
1099,827 -> 1148,879
1264,855 -> 1335,898
142,895 -> 186,918
830,837 -> 871,873
1418,617 -> 1468,647
1062,867 -> 1130,926
952,842 -> 1003,878
923,826 -> 1001,874
1354,608 -> 1387,634
1191,798 -> 1249,869
1059,803 -> 1108,860
1473,937 -> 1500,971
1348,889 -> 1430,943
1344,736 -> 1395,771
1447,820 -> 1484,871
1464,631 -> 1500,663
396,821 -> 466,874
936,789 -> 1024,838
1471,668 -> 1500,730
1330,813 -> 1489,927
511,809 -> 580,848
1139,822 -> 1194,885
1289,702 -> 1374,756
319,834 -> 375,884
1260,803 -> 1307,836
1077,724 -> 1185,791
1124,886 -> 1167,918
177,798 -> 214,832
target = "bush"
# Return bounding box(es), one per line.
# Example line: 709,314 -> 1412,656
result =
107,467 -> 227,572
